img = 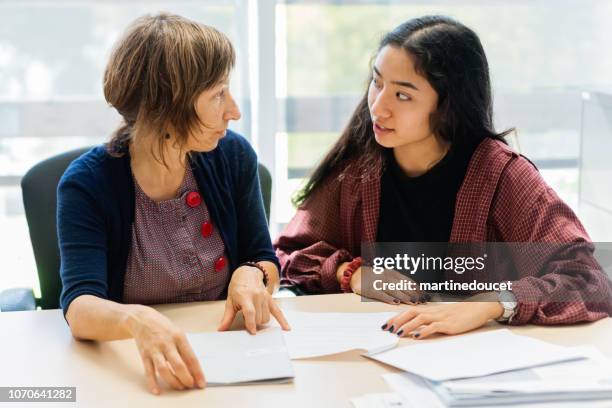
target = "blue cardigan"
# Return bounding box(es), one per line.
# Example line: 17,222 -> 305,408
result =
57,130 -> 279,315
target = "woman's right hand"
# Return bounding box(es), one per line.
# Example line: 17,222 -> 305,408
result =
344,265 -> 430,305
124,305 -> 206,395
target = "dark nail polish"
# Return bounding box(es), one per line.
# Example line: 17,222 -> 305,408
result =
388,325 -> 394,332
381,323 -> 388,330
397,330 -> 404,337
413,332 -> 420,338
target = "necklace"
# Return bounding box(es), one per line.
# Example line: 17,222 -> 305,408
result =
424,143 -> 451,172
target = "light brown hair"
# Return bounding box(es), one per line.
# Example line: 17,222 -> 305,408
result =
103,12 -> 235,162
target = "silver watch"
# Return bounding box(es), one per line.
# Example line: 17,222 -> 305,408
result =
496,290 -> 517,322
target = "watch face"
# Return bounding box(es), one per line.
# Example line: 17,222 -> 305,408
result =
499,290 -> 513,302
499,290 -> 517,309
502,301 -> 518,309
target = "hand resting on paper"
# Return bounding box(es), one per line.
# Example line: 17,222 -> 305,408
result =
381,299 -> 504,339
217,263 -> 291,335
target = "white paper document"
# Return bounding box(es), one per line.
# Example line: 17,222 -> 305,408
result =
382,346 -> 612,407
369,329 -> 588,381
435,346 -> 612,406
383,372 -> 446,408
186,328 -> 294,386
383,372 -> 612,408
279,311 -> 399,359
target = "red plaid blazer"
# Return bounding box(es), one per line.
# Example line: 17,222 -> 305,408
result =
274,138 -> 612,325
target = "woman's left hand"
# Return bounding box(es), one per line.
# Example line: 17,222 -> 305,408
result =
218,265 -> 290,334
382,301 -> 503,339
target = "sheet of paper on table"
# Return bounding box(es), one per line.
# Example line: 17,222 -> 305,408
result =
186,328 -> 294,386
188,311 -> 397,384
368,329 -> 589,381
276,311 -> 399,359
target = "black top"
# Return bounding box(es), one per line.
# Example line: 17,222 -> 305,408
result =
376,140 -> 478,243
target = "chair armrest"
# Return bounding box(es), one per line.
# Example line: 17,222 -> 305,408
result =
0,288 -> 37,311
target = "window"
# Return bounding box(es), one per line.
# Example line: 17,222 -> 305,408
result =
2,0 -> 611,294
276,0 -> 612,224
0,1 -> 249,294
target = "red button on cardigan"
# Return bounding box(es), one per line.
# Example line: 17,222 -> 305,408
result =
186,191 -> 201,208
215,256 -> 226,272
201,221 -> 213,238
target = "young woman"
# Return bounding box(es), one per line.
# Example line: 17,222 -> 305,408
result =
275,16 -> 611,339
58,13 -> 289,395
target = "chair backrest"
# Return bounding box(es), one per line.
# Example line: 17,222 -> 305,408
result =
257,163 -> 272,225
22,147 -> 273,309
21,147 -> 92,310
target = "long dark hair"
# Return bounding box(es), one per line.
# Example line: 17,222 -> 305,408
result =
293,15 -> 514,206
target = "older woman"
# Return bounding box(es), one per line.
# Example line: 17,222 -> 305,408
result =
57,13 -> 289,395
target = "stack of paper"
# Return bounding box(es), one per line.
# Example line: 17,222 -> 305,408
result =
430,347 -> 612,407
372,330 -> 612,407
186,328 -> 294,385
